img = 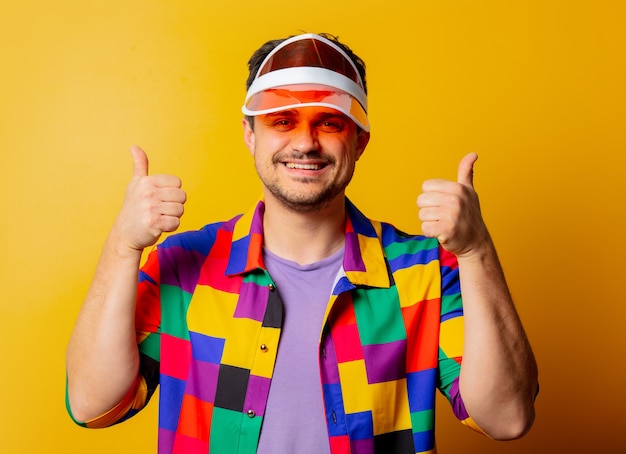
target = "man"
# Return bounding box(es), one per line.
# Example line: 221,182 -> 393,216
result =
66,33 -> 537,453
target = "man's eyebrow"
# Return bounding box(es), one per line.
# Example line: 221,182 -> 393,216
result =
316,112 -> 346,120
264,110 -> 298,118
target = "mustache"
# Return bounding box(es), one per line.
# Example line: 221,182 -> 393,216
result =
273,151 -> 335,164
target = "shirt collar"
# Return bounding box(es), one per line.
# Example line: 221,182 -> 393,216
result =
225,198 -> 391,289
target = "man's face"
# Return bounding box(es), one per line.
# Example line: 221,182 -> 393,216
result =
243,106 -> 370,212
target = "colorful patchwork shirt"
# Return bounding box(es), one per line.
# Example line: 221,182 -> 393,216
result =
69,198 -> 482,453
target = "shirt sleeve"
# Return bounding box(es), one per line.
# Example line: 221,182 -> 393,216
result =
66,375 -> 150,428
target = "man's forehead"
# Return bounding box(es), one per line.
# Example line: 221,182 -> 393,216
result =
263,107 -> 349,120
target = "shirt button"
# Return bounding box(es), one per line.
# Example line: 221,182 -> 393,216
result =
260,344 -> 268,352
247,409 -> 255,418
268,283 -> 275,291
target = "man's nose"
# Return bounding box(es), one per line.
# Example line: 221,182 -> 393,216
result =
291,125 -> 319,153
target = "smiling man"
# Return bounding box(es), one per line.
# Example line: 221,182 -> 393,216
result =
66,33 -> 538,454
246,107 -> 368,214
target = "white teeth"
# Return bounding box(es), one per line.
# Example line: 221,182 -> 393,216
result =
285,163 -> 322,170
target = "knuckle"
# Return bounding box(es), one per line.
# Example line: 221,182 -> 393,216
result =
165,217 -> 181,232
147,210 -> 161,228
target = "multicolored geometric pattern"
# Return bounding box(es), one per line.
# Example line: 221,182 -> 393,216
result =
68,198 -> 481,453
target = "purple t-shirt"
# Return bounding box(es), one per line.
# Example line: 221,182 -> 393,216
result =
256,248 -> 344,454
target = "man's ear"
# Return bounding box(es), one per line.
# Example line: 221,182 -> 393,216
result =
242,117 -> 255,155
355,130 -> 370,160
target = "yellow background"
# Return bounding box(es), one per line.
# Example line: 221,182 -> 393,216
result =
1,0 -> 625,452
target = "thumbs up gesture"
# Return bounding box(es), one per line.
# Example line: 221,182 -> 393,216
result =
417,153 -> 489,257
114,146 -> 187,253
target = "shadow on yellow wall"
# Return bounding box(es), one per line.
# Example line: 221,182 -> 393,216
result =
1,1 -> 625,452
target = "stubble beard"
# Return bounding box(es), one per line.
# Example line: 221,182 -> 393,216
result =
264,177 -> 347,213
258,153 -> 354,213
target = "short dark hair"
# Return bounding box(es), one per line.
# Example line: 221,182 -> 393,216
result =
245,33 -> 367,93
244,33 -> 367,129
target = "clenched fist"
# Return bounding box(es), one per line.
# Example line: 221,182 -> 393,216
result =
113,146 -> 187,253
417,153 -> 489,257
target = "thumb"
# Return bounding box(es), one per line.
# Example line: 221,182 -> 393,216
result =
457,152 -> 478,187
130,145 -> 149,178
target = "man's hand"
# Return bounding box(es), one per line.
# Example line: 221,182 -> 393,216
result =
66,145 -> 187,422
418,153 -> 538,439
417,153 -> 489,257
114,146 -> 187,254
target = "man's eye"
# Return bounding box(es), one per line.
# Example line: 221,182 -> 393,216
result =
319,121 -> 343,132
272,119 -> 294,129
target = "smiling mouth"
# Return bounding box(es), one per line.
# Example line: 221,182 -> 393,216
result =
284,162 -> 326,170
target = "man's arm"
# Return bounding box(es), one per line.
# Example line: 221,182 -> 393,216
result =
418,153 -> 538,440
66,146 -> 186,422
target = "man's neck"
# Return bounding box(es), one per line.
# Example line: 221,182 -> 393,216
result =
262,195 -> 346,265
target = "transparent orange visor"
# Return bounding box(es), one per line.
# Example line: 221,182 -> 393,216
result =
244,84 -> 369,131
256,35 -> 363,87
242,34 -> 369,131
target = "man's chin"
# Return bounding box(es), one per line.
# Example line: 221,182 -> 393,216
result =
270,189 -> 343,213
